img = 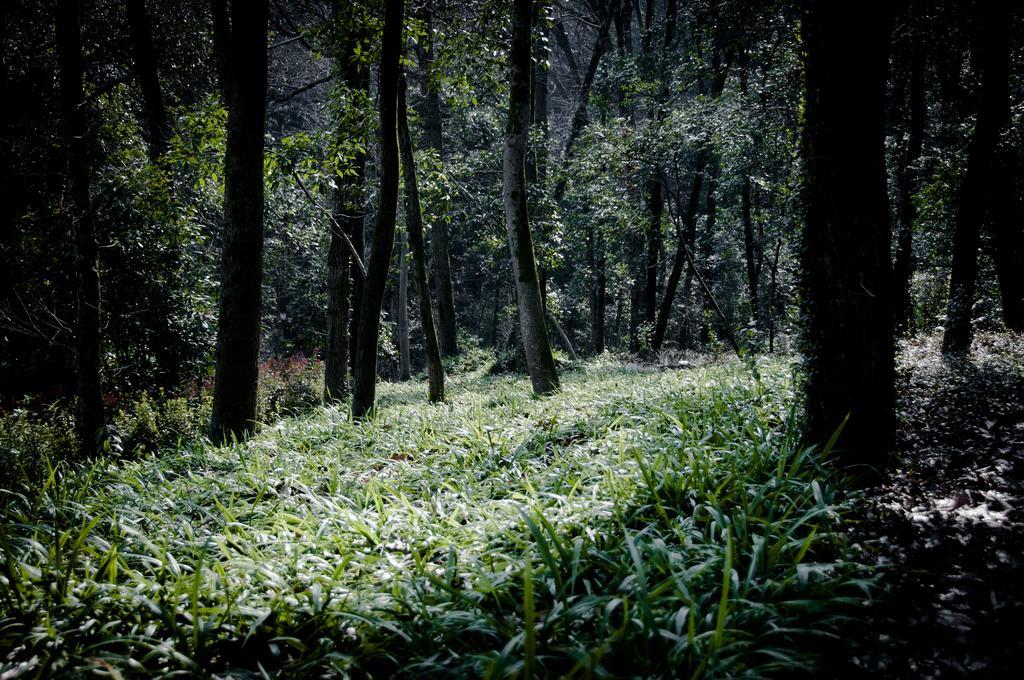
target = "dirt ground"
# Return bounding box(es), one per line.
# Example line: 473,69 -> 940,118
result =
838,333 -> 1024,678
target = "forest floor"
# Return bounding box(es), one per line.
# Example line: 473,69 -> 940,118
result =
841,332 -> 1024,678
1,357 -> 869,677
2,336 -> 1021,677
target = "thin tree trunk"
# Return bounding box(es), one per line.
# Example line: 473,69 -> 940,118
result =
398,81 -> 445,402
561,1 -> 617,163
740,177 -> 761,332
126,0 -> 170,161
893,25 -> 925,337
547,311 -> 578,361
530,1 -> 551,308
352,0 -> 404,418
209,0 -> 268,442
767,238 -> 783,353
643,179 -> 662,327
588,224 -> 606,354
397,229 -> 410,380
942,4 -> 1009,355
324,31 -> 368,402
416,6 -> 458,358
126,0 -> 179,389
801,0 -> 894,471
56,0 -> 106,457
651,159 -> 705,352
504,0 -> 559,395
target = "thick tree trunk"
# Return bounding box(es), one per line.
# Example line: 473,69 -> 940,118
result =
893,28 -> 926,336
352,0 -> 404,418
800,1 -> 894,471
398,78 -> 444,402
504,0 -> 559,395
0,6 -> 10,305
209,0 -> 268,442
942,4 -> 1009,355
126,0 -> 170,161
397,229 -> 410,380
416,7 -> 458,358
992,151 -> 1024,331
324,33 -> 368,402
56,0 -> 106,457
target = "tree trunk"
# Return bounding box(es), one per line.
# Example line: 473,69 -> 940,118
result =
942,4 -> 1009,355
992,151 -> 1024,331
416,6 -> 459,358
352,0 -> 404,418
893,24 -> 926,336
800,0 -> 894,471
398,78 -> 445,402
56,0 -> 106,457
588,224 -> 606,354
651,157 -> 705,352
209,0 -> 268,442
561,1 -> 617,162
126,0 -> 170,161
504,0 -> 559,395
324,31 -> 368,402
397,229 -> 410,380
643,178 -> 662,327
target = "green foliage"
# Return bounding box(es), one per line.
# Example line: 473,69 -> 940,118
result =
0,361 -> 873,677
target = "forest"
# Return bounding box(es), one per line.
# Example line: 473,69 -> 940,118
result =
1,0 -> 1023,676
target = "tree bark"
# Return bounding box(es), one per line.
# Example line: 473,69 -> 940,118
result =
504,0 -> 559,395
588,224 -> 606,354
126,0 -> 170,161
893,22 -> 926,336
323,35 -> 368,402
209,0 -> 268,442
740,176 -> 761,332
992,150 -> 1024,331
800,0 -> 894,472
942,4 -> 1009,355
398,78 -> 444,402
352,0 -> 404,418
416,6 -> 458,358
643,178 -> 662,327
397,229 -> 410,380
651,159 -> 705,352
56,0 -> 106,457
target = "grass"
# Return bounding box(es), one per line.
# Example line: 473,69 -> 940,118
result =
0,359 -> 873,677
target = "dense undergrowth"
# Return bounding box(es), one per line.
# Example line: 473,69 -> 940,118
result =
0,360 -> 874,677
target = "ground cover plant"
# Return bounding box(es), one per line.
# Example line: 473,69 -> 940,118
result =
0,360 -> 871,677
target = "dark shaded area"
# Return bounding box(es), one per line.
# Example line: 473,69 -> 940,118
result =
836,334 -> 1024,677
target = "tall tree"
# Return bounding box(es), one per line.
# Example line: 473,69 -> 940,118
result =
398,76 -> 444,402
942,4 -> 1010,354
892,12 -> 926,336
416,4 -> 458,357
800,1 -> 894,472
208,0 -> 268,442
351,0 -> 404,418
397,228 -> 411,380
504,0 -> 559,395
126,0 -> 170,161
323,30 -> 368,401
56,0 -> 106,457
992,147 -> 1024,332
